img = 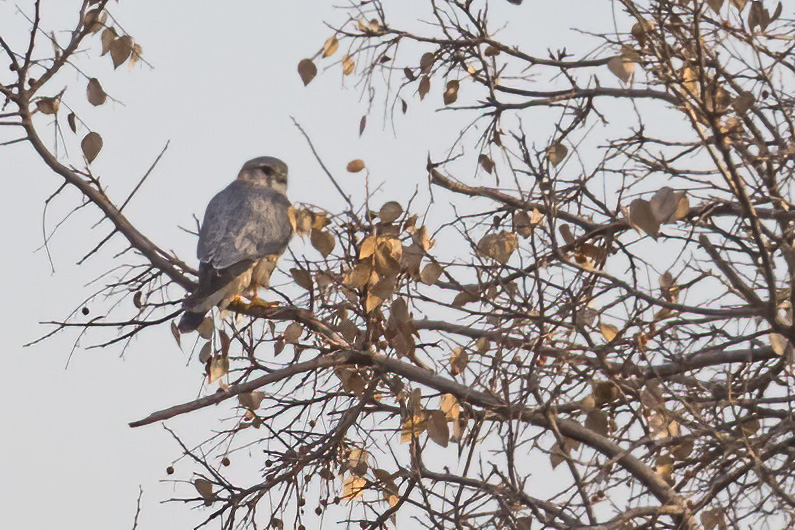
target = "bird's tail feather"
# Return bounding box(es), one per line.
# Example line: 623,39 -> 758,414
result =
178,310 -> 207,333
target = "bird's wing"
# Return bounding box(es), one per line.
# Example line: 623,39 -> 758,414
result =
197,181 -> 293,269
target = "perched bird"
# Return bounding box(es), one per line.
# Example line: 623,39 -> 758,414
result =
178,156 -> 293,332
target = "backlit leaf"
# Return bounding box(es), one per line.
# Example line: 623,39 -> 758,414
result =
347,159 -> 365,173
311,229 -> 335,257
607,55 -> 635,84
290,268 -> 313,291
427,410 -> 449,447
322,35 -> 339,58
547,143 -> 568,166
420,262 -> 443,285
629,198 -> 660,238
342,55 -> 355,75
600,322 -> 618,342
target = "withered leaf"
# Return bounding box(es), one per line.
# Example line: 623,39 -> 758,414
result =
400,412 -> 428,443
707,0 -> 724,12
297,58 -> 317,86
346,159 -> 365,173
607,55 -> 635,84
100,27 -> 117,56
427,410 -> 449,447
310,229 -> 335,257
81,131 -> 103,163
419,52 -> 434,73
600,322 -> 619,342
450,347 -> 468,376
86,78 -> 107,106
547,143 -> 568,166
477,231 -> 519,264
585,410 -> 610,436
238,391 -> 265,410
629,198 -> 660,238
36,98 -> 59,115
110,35 -> 133,69
170,321 -> 182,347
443,79 -> 459,105
418,75 -> 431,100
379,201 -> 403,224
194,479 -> 214,503
420,262 -> 443,285
283,322 -> 303,343
208,356 -> 229,383
359,115 -> 366,137
342,55 -> 355,75
342,475 -> 367,502
478,154 -> 495,174
67,112 -> 77,133
198,342 -> 212,364
197,317 -> 214,340
322,35 -> 339,58
290,268 -> 313,291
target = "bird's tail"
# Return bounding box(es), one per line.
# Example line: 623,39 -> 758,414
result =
178,310 -> 207,333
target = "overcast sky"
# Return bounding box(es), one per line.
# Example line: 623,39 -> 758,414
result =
0,1 -> 618,528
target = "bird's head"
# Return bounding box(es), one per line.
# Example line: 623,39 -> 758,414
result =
237,156 -> 289,194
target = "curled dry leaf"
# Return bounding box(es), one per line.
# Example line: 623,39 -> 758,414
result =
440,393 -> 460,421
476,231 -> 519,264
607,54 -> 635,84
81,131 -> 103,163
346,159 -> 365,173
170,321 -> 181,347
36,98 -> 60,115
418,75 -> 430,100
547,143 -> 568,166
67,112 -> 77,133
342,475 -> 367,502
208,356 -> 229,383
322,35 -> 339,58
342,55 -> 355,75
197,317 -> 215,340
478,154 -> 495,174
483,45 -> 500,57
600,322 -> 619,342
450,346 -> 468,376
379,201 -> 403,223
100,27 -> 117,56
238,391 -> 265,410
443,80 -> 459,105
297,58 -> 317,86
400,411 -> 428,443
86,78 -> 107,106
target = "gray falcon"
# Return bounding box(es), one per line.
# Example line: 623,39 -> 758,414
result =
178,156 -> 293,333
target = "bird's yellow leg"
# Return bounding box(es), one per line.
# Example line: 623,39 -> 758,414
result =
245,287 -> 279,308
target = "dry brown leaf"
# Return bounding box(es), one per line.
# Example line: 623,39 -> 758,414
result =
443,79 -> 459,105
311,229 -> 335,257
342,475 -> 367,502
197,317 -> 214,340
110,35 -> 133,69
100,27 -> 117,56
208,356 -> 229,383
478,154 -> 495,174
730,0 -> 748,10
373,237 -> 403,276
400,411 -> 428,443
607,55 -> 635,84
707,0 -> 725,12
81,132 -> 103,164
194,479 -> 214,503
379,201 -> 403,223
290,268 -> 313,291
342,55 -> 355,75
420,262 -> 443,285
418,75 -> 431,100
427,410 -> 450,447
483,45 -> 501,57
656,454 -> 674,485
701,508 -> 728,530
238,391 -> 265,410
770,332 -> 792,357
477,231 -> 519,264
547,143 -> 568,166
559,223 -> 575,245
198,342 -> 212,364
452,290 -> 479,307
86,78 -> 106,106
345,260 -> 372,289
585,410 -> 610,436
600,322 -> 619,342
297,58 -> 317,86
36,98 -> 60,115
629,198 -> 660,238
346,159 -> 365,173
283,322 -> 303,343
419,52 -> 434,73
67,112 -> 77,133
450,347 -> 468,376
170,321 -> 182,346
322,35 -> 339,58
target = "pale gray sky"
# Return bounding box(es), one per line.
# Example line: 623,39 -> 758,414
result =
0,1 -> 619,528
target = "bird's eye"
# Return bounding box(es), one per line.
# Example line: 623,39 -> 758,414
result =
261,166 -> 274,176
